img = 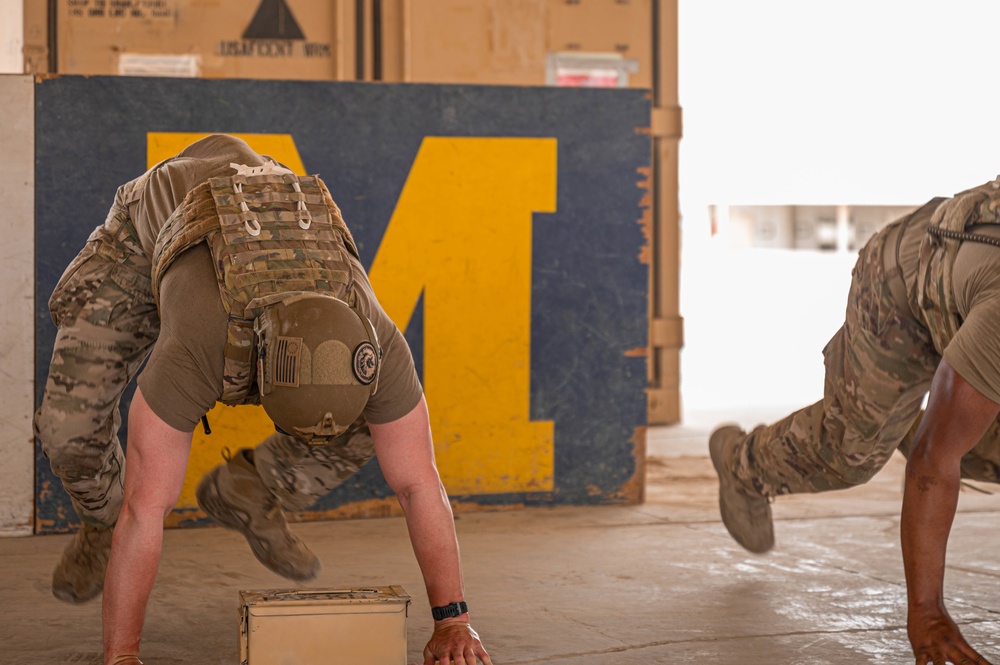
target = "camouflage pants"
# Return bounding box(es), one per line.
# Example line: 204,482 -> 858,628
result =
33,205 -> 160,527
252,416 -> 376,511
727,217 -> 1000,497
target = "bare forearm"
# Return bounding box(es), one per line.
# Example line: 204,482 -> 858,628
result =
371,399 -> 490,663
398,482 -> 467,609
103,388 -> 192,664
102,503 -> 166,663
900,458 -> 961,613
895,359 -> 998,663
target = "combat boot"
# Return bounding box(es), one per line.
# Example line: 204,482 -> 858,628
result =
52,521 -> 114,603
709,425 -> 775,553
196,448 -> 320,581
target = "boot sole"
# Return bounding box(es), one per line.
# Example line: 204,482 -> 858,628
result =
52,579 -> 103,603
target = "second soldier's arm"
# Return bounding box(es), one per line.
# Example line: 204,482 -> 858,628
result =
901,357 -> 998,665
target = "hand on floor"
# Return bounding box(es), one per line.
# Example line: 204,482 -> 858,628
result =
908,606 -> 993,665
423,619 -> 493,665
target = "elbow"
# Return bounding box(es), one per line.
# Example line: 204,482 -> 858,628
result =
122,489 -> 179,524
904,438 -> 962,489
905,441 -> 936,479
392,476 -> 446,507
905,440 -> 933,473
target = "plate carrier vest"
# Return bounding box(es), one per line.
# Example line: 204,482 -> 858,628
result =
150,170 -> 360,405
917,177 -> 1000,352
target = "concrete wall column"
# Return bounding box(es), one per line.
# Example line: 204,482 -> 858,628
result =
0,75 -> 35,535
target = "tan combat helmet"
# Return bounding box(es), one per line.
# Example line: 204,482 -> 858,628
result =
255,293 -> 381,443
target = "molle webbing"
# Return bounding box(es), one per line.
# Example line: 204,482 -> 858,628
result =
150,173 -> 358,405
917,177 -> 1000,350
208,173 -> 354,316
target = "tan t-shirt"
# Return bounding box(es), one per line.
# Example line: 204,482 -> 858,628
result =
945,225 -> 1000,404
897,202 -> 1000,404
132,137 -> 423,431
129,134 -> 269,256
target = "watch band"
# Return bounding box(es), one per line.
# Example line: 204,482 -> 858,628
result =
431,601 -> 468,621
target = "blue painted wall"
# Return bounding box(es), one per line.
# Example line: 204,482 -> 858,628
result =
33,76 -> 650,532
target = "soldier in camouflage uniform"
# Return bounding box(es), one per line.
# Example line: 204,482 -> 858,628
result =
35,135 -> 492,665
710,177 -> 1000,665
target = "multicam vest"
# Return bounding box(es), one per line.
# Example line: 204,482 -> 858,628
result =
150,166 -> 361,405
917,177 -> 1000,352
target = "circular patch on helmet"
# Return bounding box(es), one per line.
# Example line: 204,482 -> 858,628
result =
353,341 -> 378,385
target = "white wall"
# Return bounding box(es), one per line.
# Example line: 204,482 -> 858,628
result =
0,76 -> 35,535
679,0 -> 1000,207
677,1 -> 1000,419
679,246 -> 855,418
0,0 -> 23,73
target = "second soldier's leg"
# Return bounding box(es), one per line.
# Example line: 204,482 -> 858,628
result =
712,227 -> 939,552
728,231 -> 939,498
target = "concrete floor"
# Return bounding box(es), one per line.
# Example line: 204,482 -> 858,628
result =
5,412 -> 1000,664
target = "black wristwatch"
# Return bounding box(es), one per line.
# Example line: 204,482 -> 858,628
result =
431,601 -> 468,621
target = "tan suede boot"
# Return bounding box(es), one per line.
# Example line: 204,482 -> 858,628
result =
52,522 -> 114,603
196,449 -> 320,581
709,425 -> 775,554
